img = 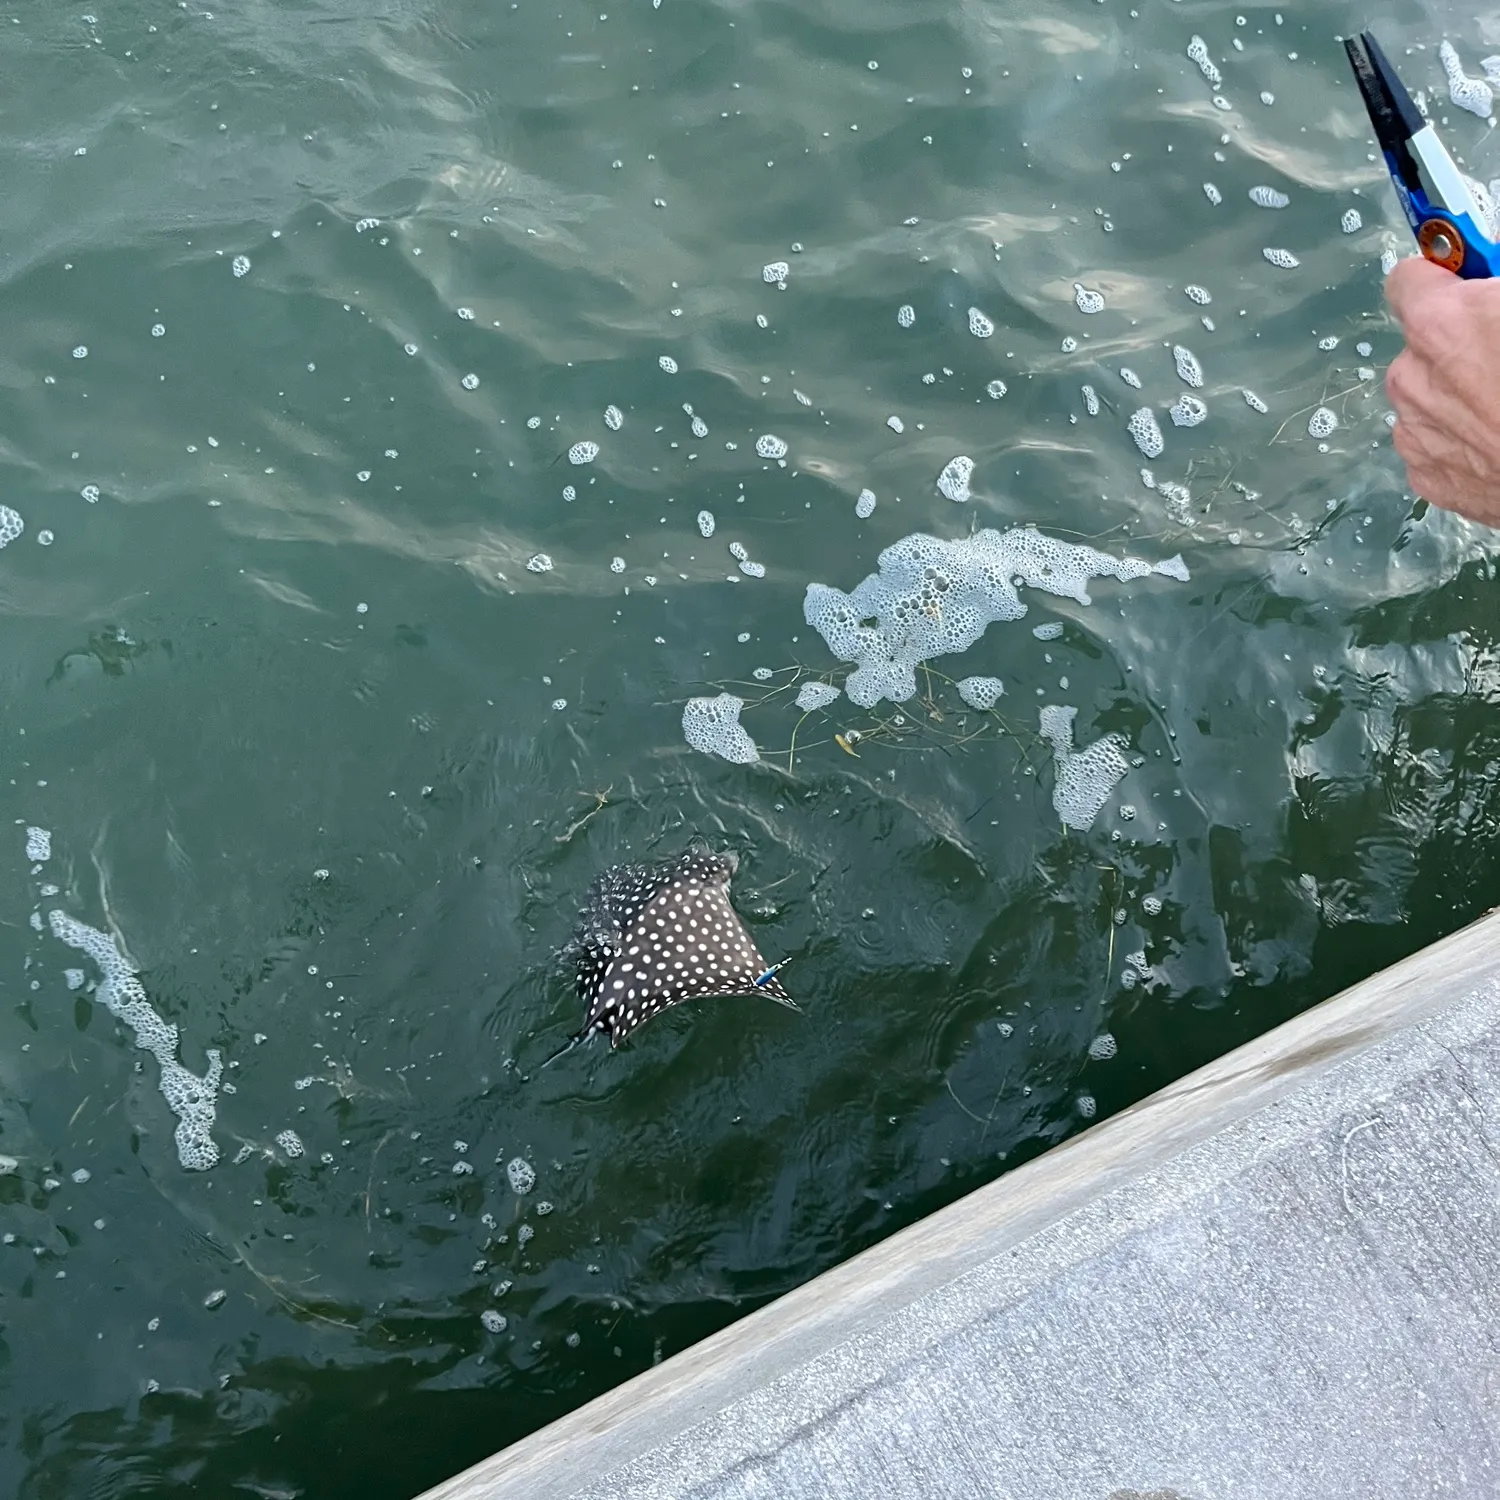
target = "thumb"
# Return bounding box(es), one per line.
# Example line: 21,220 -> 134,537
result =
1384,253 -> 1455,329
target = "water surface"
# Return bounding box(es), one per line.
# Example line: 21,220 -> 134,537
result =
4,2 -> 1500,1496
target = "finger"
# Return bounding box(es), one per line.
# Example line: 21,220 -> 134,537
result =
1384,254 -> 1457,330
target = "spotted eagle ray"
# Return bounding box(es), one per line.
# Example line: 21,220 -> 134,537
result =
546,846 -> 796,1062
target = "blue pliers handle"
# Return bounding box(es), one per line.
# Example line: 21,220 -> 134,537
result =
1345,30 -> 1500,280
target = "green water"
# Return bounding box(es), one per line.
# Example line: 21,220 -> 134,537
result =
4,0 -> 1500,1493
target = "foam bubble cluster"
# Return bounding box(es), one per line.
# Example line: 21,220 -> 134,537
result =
986,380 -> 1007,400
48,911 -> 223,1171
1441,40 -> 1494,118
0,506 -> 23,548
659,355 -> 678,374
1203,183 -> 1223,205
697,509 -> 715,538
25,827 -> 51,863
506,1156 -> 536,1194
567,441 -> 599,465
1341,209 -> 1362,234
1243,389 -> 1268,413
937,455 -> 974,503
1081,385 -> 1099,417
1172,346 -> 1203,388
1120,368 -> 1142,390
803,528 -> 1188,708
1249,185 -> 1290,209
1033,621 -> 1063,641
1038,706 -> 1130,832
1169,395 -> 1207,428
1308,407 -> 1338,439
1185,285 -> 1211,305
755,434 -> 788,460
232,255 -> 250,277
855,489 -> 876,519
604,404 -> 623,431
762,260 -> 789,285
956,676 -> 1004,710
1262,248 -> 1299,269
1187,36 -> 1221,86
526,553 -> 554,573
276,1129 -> 304,1158
968,307 -> 995,338
682,693 -> 759,763
897,304 -> 915,328
795,680 -> 841,712
1127,409 -> 1163,458
1073,284 -> 1104,315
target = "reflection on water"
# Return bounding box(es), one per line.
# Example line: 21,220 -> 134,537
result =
2,2 -> 1499,1496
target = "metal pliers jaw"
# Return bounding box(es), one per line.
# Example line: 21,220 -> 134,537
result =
1345,30 -> 1500,280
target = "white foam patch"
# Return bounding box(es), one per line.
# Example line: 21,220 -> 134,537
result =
897,304 -> 916,328
25,827 -> 51,863
1127,408 -> 1164,458
1038,705 -> 1130,832
526,553 -> 554,573
1243,389 -> 1268,413
506,1157 -> 536,1194
1262,248 -> 1299,269
1081,385 -> 1100,417
1308,407 -> 1338,438
755,434 -> 788,460
1088,1032 -> 1118,1061
1120,368 -> 1142,390
1185,284 -> 1211,305
855,489 -> 877,519
956,676 -> 1004,710
1032,621 -> 1064,641
803,528 -> 1188,709
937,455 -> 974,503
1203,182 -> 1223,205
1249,185 -> 1290,209
1341,208 -> 1363,234
1441,40 -> 1494,117
968,307 -> 995,338
1073,284 -> 1105,315
762,260 -> 789,285
276,1129 -> 304,1158
1187,35 -> 1222,86
568,441 -> 599,465
604,404 -> 623,431
795,681 -> 841,712
0,506 -> 23,548
1169,394 -> 1207,428
1172,346 -> 1204,388
986,380 -> 1007,400
682,693 -> 759,763
48,911 -> 223,1171
697,509 -> 715,538
659,355 -> 678,374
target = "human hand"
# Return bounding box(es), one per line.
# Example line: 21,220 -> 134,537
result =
1385,256 -> 1500,526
